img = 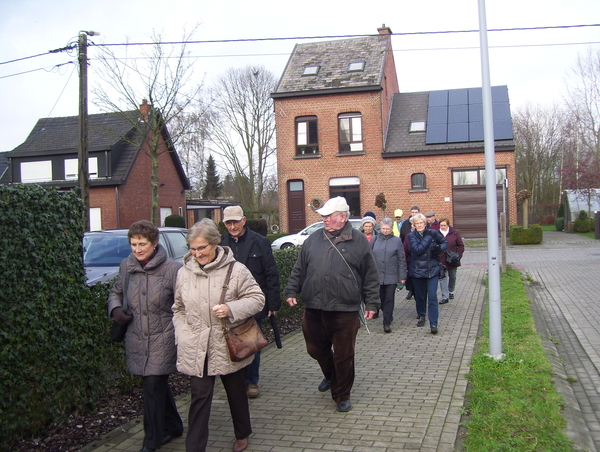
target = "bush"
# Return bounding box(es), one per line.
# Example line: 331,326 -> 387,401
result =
273,247 -> 303,317
573,210 -> 592,232
164,214 -> 185,228
0,185 -> 127,450
557,203 -> 565,218
555,217 -> 565,232
509,224 -> 543,244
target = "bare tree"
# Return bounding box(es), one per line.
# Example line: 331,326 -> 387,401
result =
513,104 -> 565,210
92,28 -> 202,224
207,65 -> 277,214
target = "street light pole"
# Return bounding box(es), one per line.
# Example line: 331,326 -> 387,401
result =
78,30 -> 98,231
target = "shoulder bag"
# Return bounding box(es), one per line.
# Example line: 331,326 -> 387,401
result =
445,249 -> 461,266
110,271 -> 131,342
220,262 -> 268,362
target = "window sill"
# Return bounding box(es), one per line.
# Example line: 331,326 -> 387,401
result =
409,188 -> 429,193
336,151 -> 366,157
294,154 -> 322,160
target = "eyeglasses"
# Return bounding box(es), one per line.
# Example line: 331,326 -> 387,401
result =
321,212 -> 341,221
225,219 -> 243,226
188,244 -> 211,252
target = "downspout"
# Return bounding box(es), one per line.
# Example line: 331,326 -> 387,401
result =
115,186 -> 120,229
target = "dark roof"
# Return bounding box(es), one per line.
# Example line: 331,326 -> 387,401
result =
0,151 -> 8,180
273,35 -> 388,97
9,111 -> 140,156
384,87 -> 515,156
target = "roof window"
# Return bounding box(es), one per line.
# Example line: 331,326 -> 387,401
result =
303,65 -> 320,76
348,61 -> 365,72
410,121 -> 426,132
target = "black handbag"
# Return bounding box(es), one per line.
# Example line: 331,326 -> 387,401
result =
110,272 -> 131,342
445,250 -> 461,266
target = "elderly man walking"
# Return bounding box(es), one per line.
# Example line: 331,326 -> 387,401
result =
285,197 -> 380,412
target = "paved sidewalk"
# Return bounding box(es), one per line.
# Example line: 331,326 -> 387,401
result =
85,264 -> 488,452
84,231 -> 600,452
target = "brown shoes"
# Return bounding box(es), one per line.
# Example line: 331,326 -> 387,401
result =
233,437 -> 248,452
247,383 -> 261,398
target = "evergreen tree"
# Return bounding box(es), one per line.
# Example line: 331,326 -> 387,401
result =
201,155 -> 223,199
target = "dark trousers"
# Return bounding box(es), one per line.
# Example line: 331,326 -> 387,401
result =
412,276 -> 439,327
379,284 -> 396,324
302,309 -> 359,403
245,350 -> 261,384
142,375 -> 183,449
186,363 -> 252,452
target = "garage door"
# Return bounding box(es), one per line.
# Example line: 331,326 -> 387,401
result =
452,185 -> 506,239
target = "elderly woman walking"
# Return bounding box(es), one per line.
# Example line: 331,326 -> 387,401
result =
107,220 -> 184,452
407,214 -> 447,334
371,218 -> 407,333
173,219 -> 265,452
438,217 -> 465,304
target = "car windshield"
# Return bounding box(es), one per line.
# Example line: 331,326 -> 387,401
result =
83,234 -> 131,266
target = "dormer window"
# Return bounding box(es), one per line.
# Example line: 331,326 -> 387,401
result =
348,61 -> 365,72
303,65 -> 320,76
410,121 -> 426,132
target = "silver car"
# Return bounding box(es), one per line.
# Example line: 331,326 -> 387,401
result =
271,219 -> 362,250
83,227 -> 189,285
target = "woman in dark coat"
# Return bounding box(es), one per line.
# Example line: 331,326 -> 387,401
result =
438,217 -> 465,304
108,220 -> 183,452
371,218 -> 407,333
407,214 -> 447,334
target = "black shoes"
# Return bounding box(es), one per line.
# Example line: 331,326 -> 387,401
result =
161,430 -> 183,445
439,298 -> 449,304
318,378 -> 331,392
449,293 -> 455,299
431,325 -> 438,334
141,447 -> 155,452
417,317 -> 425,327
383,323 -> 391,333
405,291 -> 413,300
337,400 -> 352,412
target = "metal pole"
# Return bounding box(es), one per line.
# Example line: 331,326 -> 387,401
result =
478,0 -> 503,359
78,32 -> 90,231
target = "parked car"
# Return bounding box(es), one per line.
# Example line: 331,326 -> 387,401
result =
83,227 -> 189,285
271,219 -> 362,250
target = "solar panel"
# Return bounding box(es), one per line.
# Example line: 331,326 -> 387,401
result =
425,86 -> 513,144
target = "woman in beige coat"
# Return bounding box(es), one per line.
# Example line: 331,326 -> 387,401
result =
173,219 -> 265,452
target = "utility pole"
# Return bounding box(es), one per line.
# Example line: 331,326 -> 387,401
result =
78,30 -> 99,231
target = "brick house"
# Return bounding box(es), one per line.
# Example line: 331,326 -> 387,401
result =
1,108 -> 190,230
272,26 -> 516,238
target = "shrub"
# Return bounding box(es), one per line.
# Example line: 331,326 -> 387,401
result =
0,185 -> 127,450
273,247 -> 303,317
557,203 -> 565,218
555,217 -> 565,232
573,210 -> 592,232
509,224 -> 543,244
164,214 -> 186,228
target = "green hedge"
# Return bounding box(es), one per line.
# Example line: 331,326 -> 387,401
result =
509,224 -> 543,244
555,217 -> 564,232
273,247 -> 303,317
574,210 -> 592,232
164,214 -> 186,228
0,185 -> 127,450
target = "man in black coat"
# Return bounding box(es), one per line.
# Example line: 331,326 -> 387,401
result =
220,206 -> 280,399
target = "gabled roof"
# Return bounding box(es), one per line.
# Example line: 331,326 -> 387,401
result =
273,35 -> 389,97
1,111 -> 190,189
9,111 -> 140,156
384,87 -> 515,157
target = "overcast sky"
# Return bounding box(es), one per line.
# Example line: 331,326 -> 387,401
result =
1,0 -> 599,152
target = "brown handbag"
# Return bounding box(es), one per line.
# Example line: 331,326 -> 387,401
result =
219,262 -> 268,362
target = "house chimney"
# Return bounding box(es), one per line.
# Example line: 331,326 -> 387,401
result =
377,24 -> 392,38
140,99 -> 151,121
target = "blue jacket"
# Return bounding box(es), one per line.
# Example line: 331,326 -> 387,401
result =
407,229 -> 447,279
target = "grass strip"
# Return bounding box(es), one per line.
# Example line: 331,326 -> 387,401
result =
463,266 -> 572,451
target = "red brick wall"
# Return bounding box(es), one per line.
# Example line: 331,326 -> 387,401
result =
89,131 -> 187,229
275,93 -> 517,233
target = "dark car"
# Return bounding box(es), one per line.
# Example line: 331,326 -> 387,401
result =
83,227 -> 189,285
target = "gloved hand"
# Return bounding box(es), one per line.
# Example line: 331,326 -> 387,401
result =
112,306 -> 133,325
396,282 -> 405,291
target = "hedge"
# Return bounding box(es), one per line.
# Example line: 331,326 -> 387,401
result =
509,224 -> 543,244
0,185 -> 127,450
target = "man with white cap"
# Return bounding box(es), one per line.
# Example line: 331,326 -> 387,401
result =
285,196 -> 379,412
220,205 -> 280,399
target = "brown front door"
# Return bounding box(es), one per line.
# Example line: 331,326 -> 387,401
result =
287,180 -> 305,233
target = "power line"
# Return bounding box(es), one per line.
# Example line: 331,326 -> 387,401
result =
1,23 -> 599,66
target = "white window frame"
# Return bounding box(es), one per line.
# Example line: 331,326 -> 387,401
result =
65,157 -> 98,180
21,160 -> 52,182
